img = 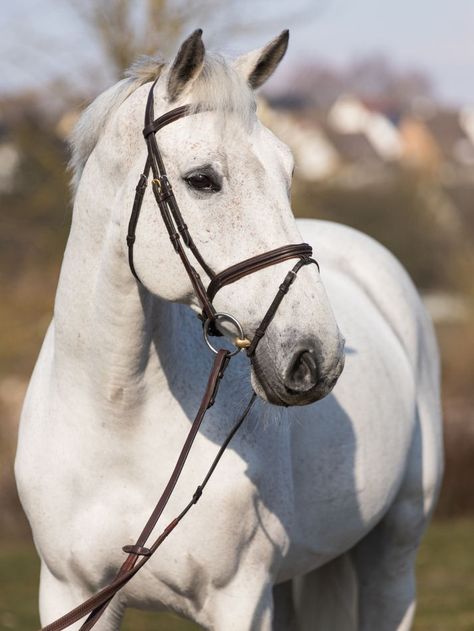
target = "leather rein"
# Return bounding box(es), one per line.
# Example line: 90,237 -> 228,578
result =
40,80 -> 318,631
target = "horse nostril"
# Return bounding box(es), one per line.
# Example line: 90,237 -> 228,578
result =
285,350 -> 319,393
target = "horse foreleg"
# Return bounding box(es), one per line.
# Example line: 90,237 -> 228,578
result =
272,580 -> 298,631
350,508 -> 420,631
39,562 -> 125,631
291,553 -> 358,631
351,400 -> 442,631
202,573 -> 274,631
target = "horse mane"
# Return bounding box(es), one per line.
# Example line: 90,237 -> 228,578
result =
69,53 -> 255,194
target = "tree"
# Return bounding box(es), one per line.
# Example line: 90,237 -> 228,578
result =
71,0 -> 312,77
71,0 -> 200,74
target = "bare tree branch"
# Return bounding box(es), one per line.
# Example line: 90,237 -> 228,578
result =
69,0 -> 318,76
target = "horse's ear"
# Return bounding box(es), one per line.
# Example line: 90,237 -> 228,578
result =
167,29 -> 205,102
234,30 -> 289,90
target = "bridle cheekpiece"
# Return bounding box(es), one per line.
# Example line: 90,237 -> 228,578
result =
126,79 -> 319,357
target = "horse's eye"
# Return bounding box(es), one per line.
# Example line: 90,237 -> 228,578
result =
185,172 -> 221,192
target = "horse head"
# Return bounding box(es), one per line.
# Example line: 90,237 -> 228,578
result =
79,30 -> 345,406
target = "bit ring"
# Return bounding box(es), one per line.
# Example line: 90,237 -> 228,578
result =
203,312 -> 249,357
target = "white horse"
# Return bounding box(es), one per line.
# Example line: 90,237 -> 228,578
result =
16,30 -> 443,630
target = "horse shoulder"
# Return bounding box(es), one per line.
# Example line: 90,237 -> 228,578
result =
297,218 -> 443,523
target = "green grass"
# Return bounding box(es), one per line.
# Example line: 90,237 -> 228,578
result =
415,519 -> 474,631
0,543 -> 40,630
1,520 -> 473,630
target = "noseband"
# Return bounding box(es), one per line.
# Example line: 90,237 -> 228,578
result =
41,81 -> 320,631
127,79 -> 318,356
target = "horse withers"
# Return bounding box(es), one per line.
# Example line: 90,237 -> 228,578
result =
16,29 -> 443,630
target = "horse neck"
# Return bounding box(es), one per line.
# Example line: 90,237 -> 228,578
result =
52,175 -> 182,416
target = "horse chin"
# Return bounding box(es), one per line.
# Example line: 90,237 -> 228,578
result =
250,354 -> 344,407
250,370 -> 289,407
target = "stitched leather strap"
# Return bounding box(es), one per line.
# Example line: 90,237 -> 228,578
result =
206,243 -> 314,303
127,81 -> 216,311
143,104 -> 192,138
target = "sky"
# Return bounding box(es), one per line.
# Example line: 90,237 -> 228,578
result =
1,0 -> 473,105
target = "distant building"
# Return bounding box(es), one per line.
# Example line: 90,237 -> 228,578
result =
423,110 -> 474,166
260,93 -> 474,190
460,106 -> 474,146
259,101 -> 340,181
398,117 -> 442,173
322,125 -> 382,167
398,108 -> 474,173
0,124 -> 20,194
328,95 -> 404,162
0,142 -> 20,194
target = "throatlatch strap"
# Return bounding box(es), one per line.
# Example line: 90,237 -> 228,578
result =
126,83 -> 216,318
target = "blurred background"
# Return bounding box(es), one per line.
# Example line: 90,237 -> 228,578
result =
1,1 -> 473,629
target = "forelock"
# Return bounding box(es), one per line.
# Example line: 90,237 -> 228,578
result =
189,53 -> 256,126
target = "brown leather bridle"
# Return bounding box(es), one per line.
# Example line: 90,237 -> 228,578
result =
127,79 -> 318,354
39,80 -> 319,631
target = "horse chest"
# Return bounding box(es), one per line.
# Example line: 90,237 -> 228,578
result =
33,414 -> 285,596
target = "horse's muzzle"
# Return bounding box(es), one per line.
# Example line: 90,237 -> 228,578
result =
251,340 -> 345,407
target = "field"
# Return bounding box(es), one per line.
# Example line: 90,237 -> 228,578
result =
1,519 -> 473,631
